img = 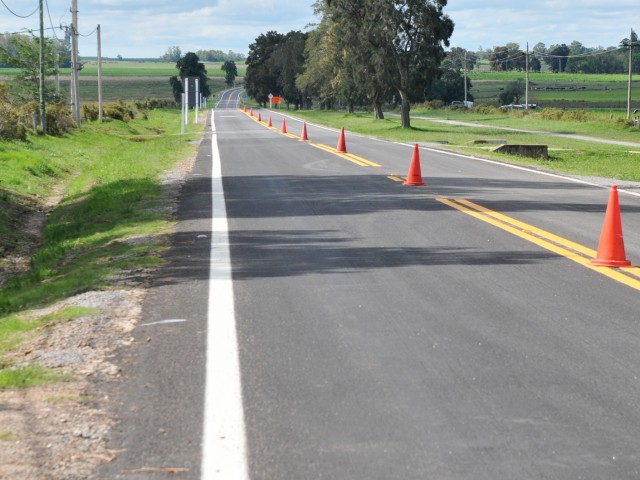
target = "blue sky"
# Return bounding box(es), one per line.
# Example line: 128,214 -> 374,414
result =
1,0 -> 638,59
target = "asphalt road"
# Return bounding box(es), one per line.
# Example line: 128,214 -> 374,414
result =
98,101 -> 640,479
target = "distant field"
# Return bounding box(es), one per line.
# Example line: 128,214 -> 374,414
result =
0,61 -> 247,78
52,76 -> 232,102
1,60 -> 639,108
467,71 -> 640,109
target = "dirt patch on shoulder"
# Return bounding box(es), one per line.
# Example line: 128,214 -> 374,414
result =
0,144 -> 199,479
0,289 -> 143,480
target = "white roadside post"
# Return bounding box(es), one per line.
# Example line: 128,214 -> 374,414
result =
268,92 -> 273,109
181,93 -> 185,135
184,79 -> 189,125
195,78 -> 200,124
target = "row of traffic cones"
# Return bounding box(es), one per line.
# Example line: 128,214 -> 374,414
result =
242,106 -> 632,267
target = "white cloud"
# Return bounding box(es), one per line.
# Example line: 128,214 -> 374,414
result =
0,0 -> 635,58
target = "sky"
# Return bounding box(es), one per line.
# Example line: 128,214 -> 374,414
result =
1,0 -> 639,59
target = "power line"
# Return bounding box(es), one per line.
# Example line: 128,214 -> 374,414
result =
0,0 -> 38,18
44,0 -> 60,41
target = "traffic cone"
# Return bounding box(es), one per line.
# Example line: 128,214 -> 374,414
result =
249,107 -> 254,117
403,144 -> 425,186
336,127 -> 347,153
300,122 -> 309,141
243,105 -> 247,112
257,112 -> 262,122
591,185 -> 631,267
281,118 -> 287,134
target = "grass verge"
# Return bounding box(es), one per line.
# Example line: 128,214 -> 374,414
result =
0,107 -> 204,387
292,109 -> 640,182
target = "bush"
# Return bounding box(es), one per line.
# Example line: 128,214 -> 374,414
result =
0,102 -> 27,140
82,104 -> 100,121
45,103 -> 75,136
471,105 -> 499,115
103,100 -> 136,122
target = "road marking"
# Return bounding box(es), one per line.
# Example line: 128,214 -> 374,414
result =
309,142 -> 381,167
387,174 -> 406,182
242,111 -> 380,167
202,110 -> 250,479
139,319 -> 188,327
438,197 -> 640,291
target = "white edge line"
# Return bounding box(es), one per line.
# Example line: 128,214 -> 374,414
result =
201,109 -> 250,479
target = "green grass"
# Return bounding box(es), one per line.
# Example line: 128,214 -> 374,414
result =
0,307 -> 95,356
0,108 -> 203,315
0,107 -> 203,388
1,61 -> 246,78
0,430 -> 11,441
0,364 -> 66,389
292,109 -> 640,181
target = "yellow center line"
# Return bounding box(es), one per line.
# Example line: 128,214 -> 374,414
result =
243,113 -> 382,168
437,197 -> 640,292
387,175 -> 406,183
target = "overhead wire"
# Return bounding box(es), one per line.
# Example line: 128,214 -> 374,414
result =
0,0 -> 38,18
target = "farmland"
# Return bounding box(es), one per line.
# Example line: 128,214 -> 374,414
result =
2,59 -> 640,108
0,61 -> 247,102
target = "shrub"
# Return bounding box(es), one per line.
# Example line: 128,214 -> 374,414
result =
472,105 -> 499,115
45,103 -> 75,136
103,100 -> 136,122
0,102 -> 27,140
82,104 -> 100,121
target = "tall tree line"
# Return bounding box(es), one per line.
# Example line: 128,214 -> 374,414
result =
245,0 -> 455,128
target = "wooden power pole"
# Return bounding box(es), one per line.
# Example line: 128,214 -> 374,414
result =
97,24 -> 103,121
38,0 -> 46,134
628,28 -> 636,121
70,0 -> 81,126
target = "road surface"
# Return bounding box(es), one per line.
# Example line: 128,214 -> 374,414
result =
97,98 -> 640,480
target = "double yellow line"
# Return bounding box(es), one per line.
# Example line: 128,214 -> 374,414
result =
309,142 -> 381,167
438,197 -> 640,291
243,110 -> 381,168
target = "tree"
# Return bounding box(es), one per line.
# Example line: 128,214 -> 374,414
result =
269,31 -> 308,109
311,0 -> 393,117
245,31 -> 285,106
529,55 -> 542,73
323,0 -> 454,127
0,33 -> 59,102
447,47 -> 476,71
499,78 -> 525,105
546,44 -> 570,72
426,66 -> 472,104
489,46 -> 510,71
161,46 -> 182,63
169,52 -> 210,103
221,60 -> 238,86
296,19 -> 339,109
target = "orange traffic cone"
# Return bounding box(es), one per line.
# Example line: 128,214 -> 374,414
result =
336,127 -> 347,153
403,144 -> 425,186
267,115 -> 273,127
281,119 -> 287,134
591,185 -> 631,267
243,105 -> 247,112
300,122 -> 309,141
249,107 -> 254,117
257,112 -> 262,122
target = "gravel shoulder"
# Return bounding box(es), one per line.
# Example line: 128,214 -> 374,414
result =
0,146 -> 196,479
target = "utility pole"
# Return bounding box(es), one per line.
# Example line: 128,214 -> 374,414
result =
525,42 -> 529,110
463,50 -> 468,105
70,0 -> 81,126
38,0 -> 46,134
627,28 -> 635,121
97,24 -> 103,121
